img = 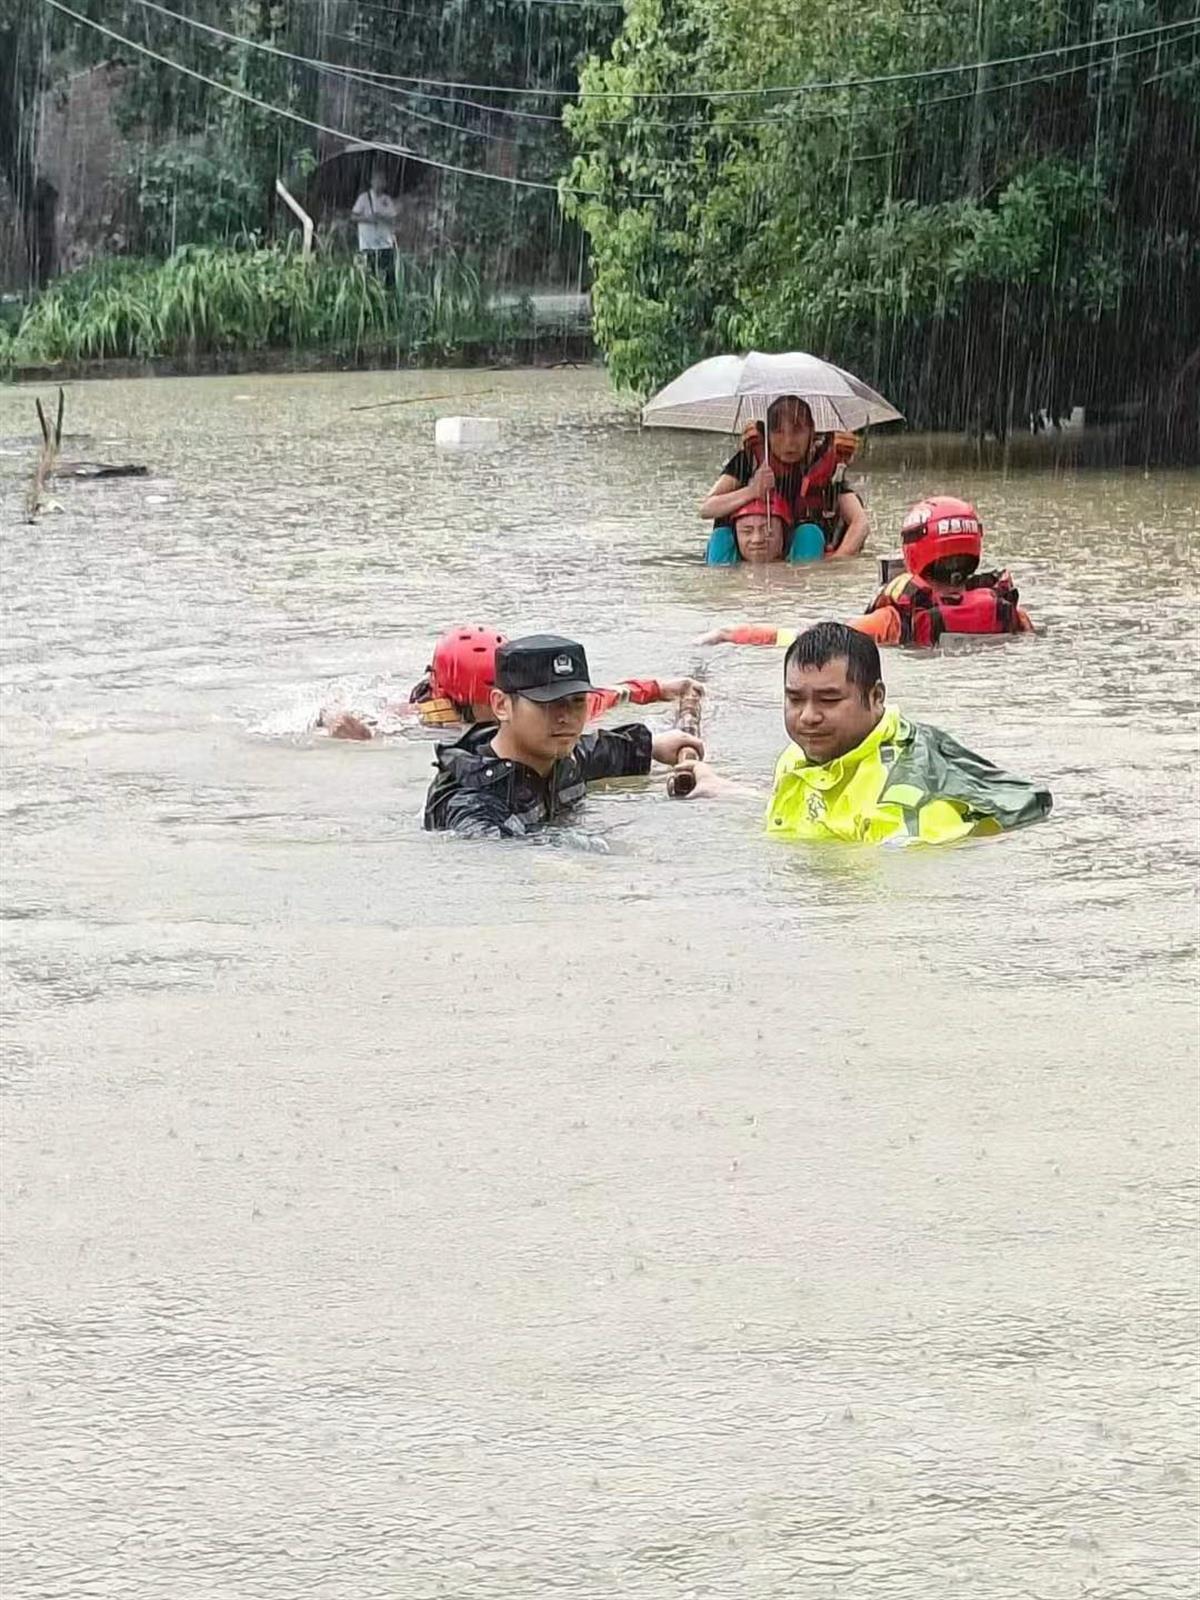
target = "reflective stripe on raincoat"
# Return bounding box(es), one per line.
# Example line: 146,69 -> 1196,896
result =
765,708 -> 1051,845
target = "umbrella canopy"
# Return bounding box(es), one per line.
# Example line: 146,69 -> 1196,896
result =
303,143 -> 425,214
642,350 -> 903,434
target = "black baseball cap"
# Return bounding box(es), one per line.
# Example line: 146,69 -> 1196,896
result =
494,634 -> 594,702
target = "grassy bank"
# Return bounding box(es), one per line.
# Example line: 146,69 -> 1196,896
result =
7,336 -> 598,385
0,245 -> 548,371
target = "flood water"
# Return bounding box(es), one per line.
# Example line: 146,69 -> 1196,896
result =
1,368 -> 1197,1597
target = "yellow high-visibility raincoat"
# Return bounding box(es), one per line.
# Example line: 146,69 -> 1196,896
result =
765,708 -> 1051,845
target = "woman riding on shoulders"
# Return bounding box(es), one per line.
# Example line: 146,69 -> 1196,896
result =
699,395 -> 870,558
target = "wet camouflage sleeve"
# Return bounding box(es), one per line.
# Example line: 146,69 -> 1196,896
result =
575,724 -> 654,783
427,789 -> 524,839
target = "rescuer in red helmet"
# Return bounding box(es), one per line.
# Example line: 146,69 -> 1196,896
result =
317,624 -> 702,740
729,492 -> 793,563
411,624 -> 510,728
694,495 -> 1035,650
861,496 -> 1034,646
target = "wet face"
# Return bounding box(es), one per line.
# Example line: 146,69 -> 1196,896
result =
491,690 -> 589,771
735,514 -> 787,564
784,655 -> 885,764
767,400 -> 814,464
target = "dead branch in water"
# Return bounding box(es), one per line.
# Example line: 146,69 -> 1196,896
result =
23,389 -> 150,510
348,387 -> 497,413
25,386 -> 64,523
57,463 -> 148,480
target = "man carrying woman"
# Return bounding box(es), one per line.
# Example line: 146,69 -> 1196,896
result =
699,395 -> 870,562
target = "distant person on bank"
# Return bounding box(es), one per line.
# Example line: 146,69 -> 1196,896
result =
688,621 -> 1051,845
351,168 -> 399,288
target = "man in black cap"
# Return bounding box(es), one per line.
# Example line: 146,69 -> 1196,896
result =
423,634 -> 704,838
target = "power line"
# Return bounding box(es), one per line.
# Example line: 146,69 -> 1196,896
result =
860,29 -> 1200,128
350,26 -> 1200,136
319,32 -> 567,122
121,0 -> 567,131
124,0 -> 592,103
42,0 -> 1198,196
342,0 -> 623,13
121,11 -> 1199,101
676,26 -> 1200,134
331,19 -> 1200,129
42,0 -> 629,196
320,70 -> 529,148
1141,50 -> 1200,85
119,1 -> 1200,139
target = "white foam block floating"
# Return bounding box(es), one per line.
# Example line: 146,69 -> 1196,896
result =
435,415 -> 501,447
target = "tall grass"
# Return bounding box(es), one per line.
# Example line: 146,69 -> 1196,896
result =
7,242 -> 535,366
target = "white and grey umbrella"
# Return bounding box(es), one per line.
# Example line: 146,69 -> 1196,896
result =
641,350 -> 903,435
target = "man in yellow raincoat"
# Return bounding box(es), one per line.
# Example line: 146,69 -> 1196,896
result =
695,620 -> 1051,844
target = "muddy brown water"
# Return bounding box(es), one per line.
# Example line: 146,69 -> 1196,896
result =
1,369 -> 1197,1597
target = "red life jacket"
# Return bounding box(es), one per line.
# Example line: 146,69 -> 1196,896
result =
744,429 -> 846,539
867,571 -> 1024,647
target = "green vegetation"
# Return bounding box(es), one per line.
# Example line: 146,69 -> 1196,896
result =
564,0 -> 1199,453
1,0 -> 618,285
3,243 -> 534,367
127,141 -> 264,261
5,1 -> 1195,451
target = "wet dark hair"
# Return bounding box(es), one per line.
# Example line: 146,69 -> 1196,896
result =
766,395 -> 814,432
784,621 -> 882,700
923,553 -> 979,586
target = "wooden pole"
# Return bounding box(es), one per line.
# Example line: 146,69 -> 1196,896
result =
666,673 -> 705,798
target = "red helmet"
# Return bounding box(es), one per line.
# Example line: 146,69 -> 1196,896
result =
732,492 -> 792,525
901,496 -> 984,579
429,625 -> 506,709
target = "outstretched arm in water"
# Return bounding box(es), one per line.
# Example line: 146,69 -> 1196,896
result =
695,624 -> 799,649
587,676 -> 704,719
319,708 -> 382,740
319,676 -> 703,742
696,612 -> 901,648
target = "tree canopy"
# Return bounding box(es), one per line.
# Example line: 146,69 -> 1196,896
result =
564,0 -> 1200,453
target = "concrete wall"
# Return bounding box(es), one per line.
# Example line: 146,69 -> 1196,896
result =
38,63 -> 139,274
0,63 -> 137,291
